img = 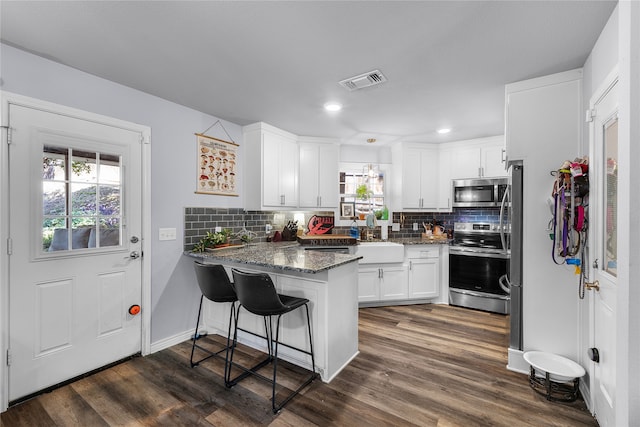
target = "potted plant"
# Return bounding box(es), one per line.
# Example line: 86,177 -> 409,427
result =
356,184 -> 372,220
356,184 -> 371,201
192,229 -> 232,252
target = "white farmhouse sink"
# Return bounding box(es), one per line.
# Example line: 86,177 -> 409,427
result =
355,241 -> 404,264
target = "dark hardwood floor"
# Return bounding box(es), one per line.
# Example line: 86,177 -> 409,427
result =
1,304 -> 597,426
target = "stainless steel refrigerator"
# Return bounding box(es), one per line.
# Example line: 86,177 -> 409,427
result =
507,161 -> 523,350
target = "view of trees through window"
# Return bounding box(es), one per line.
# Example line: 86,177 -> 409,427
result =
42,145 -> 122,251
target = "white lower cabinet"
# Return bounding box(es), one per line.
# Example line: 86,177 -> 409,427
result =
379,266 -> 409,300
408,258 -> 439,299
407,246 -> 441,299
358,245 -> 443,305
357,267 -> 381,303
357,265 -> 407,303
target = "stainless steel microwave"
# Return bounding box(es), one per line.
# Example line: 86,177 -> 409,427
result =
451,178 -> 509,208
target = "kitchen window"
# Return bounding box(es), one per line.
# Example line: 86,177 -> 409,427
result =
339,163 -> 385,219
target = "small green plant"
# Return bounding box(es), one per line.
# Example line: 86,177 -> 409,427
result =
192,229 -> 232,252
356,184 -> 371,200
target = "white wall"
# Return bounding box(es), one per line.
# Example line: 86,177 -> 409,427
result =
0,43 -> 244,345
340,144 -> 392,164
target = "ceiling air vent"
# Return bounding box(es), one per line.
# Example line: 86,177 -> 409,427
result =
339,70 -> 387,91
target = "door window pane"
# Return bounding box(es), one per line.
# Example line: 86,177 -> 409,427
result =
603,118 -> 618,276
42,146 -> 122,252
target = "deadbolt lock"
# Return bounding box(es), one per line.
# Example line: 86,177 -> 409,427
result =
585,280 -> 600,292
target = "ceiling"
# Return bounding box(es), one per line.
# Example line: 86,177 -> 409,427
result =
0,1 -> 616,146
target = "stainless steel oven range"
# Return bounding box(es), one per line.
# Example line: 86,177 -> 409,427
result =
449,222 -> 510,314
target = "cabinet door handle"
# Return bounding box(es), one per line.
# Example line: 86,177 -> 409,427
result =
501,148 -> 506,163
280,195 -> 285,205
409,261 -> 413,270
318,196 -> 321,207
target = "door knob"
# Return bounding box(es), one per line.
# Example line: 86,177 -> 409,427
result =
585,280 -> 600,291
130,236 -> 139,243
128,251 -> 140,259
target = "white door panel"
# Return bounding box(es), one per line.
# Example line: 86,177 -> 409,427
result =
8,103 -> 143,402
589,78 -> 618,427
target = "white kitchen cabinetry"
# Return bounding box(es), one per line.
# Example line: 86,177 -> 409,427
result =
406,246 -> 440,299
204,261 -> 359,383
379,266 -> 409,300
482,145 -> 507,177
298,139 -> 339,208
437,149 -> 452,211
449,137 -> 507,179
244,122 -> 299,210
357,244 -> 448,306
357,267 -> 380,303
394,144 -> 443,211
357,265 -> 407,303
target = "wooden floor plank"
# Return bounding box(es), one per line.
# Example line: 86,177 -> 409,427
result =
37,385 -> 109,427
1,304 -> 597,426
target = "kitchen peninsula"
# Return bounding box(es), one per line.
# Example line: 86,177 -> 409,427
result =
186,242 -> 362,382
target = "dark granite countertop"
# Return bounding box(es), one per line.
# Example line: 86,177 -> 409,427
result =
185,241 -> 362,274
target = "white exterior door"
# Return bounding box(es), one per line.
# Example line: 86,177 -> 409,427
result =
7,102 -> 145,402
589,77 -> 618,427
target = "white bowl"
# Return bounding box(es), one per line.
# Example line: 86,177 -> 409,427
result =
524,351 -> 586,382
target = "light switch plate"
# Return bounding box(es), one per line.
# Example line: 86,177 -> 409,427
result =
412,223 -> 419,231
159,227 -> 177,241
392,223 -> 400,232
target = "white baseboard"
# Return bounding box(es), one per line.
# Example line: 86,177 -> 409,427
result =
580,378 -> 592,411
507,348 -> 529,375
150,329 -> 195,354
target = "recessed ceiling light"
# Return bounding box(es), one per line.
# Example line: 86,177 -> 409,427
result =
367,138 -> 376,143
437,128 -> 451,134
324,102 -> 342,112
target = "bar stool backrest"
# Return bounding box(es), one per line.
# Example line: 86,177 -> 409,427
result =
231,269 -> 285,316
194,262 -> 237,303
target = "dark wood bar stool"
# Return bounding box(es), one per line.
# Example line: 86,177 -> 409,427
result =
229,268 -> 317,413
190,262 -> 237,385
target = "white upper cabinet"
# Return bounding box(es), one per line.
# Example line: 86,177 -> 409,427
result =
448,136 -> 507,179
392,143 -> 451,212
395,144 -> 440,211
243,122 -> 299,210
437,149 -> 452,210
298,139 -> 339,208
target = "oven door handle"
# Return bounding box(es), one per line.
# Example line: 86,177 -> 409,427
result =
449,248 -> 510,259
449,288 -> 510,300
499,274 -> 511,294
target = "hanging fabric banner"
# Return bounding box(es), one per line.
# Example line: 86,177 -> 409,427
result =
195,133 -> 239,196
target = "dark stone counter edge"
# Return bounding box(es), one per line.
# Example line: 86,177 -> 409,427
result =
184,250 -> 363,274
388,238 -> 452,245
